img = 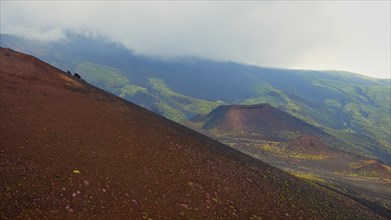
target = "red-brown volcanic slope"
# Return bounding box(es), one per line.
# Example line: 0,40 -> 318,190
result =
349,160 -> 391,179
194,104 -> 325,136
0,48 -> 382,219
287,134 -> 331,154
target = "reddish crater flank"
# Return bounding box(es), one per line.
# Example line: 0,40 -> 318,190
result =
288,134 -> 330,153
348,160 -> 391,179
194,104 -> 325,136
0,48 -> 382,219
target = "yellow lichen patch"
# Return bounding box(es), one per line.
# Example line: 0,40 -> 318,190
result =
291,153 -> 329,160
261,143 -> 329,160
347,160 -> 377,169
292,172 -> 326,183
262,142 -> 284,154
341,160 -> 391,179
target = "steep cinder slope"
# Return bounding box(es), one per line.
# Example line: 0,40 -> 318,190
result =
0,48 -> 382,219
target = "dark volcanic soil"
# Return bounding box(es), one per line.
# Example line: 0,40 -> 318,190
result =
0,48 -> 383,219
287,134 -> 331,153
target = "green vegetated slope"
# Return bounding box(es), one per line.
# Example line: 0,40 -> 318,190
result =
244,73 -> 390,142
148,78 -> 223,120
1,34 -> 389,163
76,61 -> 130,91
76,61 -> 222,122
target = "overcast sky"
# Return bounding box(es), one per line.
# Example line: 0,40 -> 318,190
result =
1,1 -> 390,78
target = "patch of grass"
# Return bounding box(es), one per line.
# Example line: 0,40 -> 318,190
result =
337,170 -> 380,178
261,142 -> 328,160
243,83 -> 288,108
311,79 -> 390,146
242,83 -> 335,128
76,61 -> 130,90
155,101 -> 187,122
291,153 -> 329,160
119,84 -> 148,97
262,142 -> 286,155
292,172 -> 326,184
324,128 -> 390,163
148,78 -> 223,121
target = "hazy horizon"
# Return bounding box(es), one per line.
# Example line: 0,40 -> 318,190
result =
1,1 -> 390,79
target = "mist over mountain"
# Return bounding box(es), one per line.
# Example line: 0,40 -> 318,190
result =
2,1 -> 390,78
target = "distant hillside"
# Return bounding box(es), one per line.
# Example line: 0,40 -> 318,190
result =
190,103 -> 351,159
287,134 -> 331,154
1,48 -> 385,219
1,33 -> 389,163
192,103 -> 326,138
343,160 -> 391,179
